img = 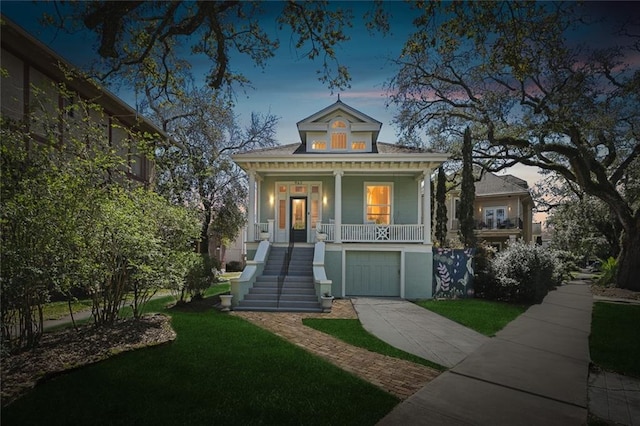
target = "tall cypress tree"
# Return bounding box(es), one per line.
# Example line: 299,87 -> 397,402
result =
435,166 -> 448,246
458,127 -> 476,247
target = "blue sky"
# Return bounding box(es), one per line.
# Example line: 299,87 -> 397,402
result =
1,1 -> 416,144
3,1 -> 636,144
2,1 -> 638,223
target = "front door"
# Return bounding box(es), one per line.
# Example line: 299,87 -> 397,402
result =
290,197 -> 307,242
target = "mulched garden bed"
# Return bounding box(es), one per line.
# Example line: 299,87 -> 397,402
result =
1,314 -> 176,407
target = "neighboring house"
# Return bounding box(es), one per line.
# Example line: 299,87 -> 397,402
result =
1,16 -> 162,186
446,172 -> 536,251
230,99 -> 448,311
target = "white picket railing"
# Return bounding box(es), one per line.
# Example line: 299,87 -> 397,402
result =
254,223 -> 268,240
316,223 -> 424,243
316,223 -> 335,242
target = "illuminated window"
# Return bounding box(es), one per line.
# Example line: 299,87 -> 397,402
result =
330,119 -> 348,150
311,141 -> 326,150
278,200 -> 286,229
366,184 -> 391,225
331,133 -> 347,149
351,141 -> 366,150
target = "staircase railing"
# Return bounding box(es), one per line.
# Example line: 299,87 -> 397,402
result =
277,227 -> 295,308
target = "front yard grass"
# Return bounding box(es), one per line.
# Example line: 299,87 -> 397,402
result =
3,295 -> 399,425
302,318 -> 446,371
415,299 -> 528,336
590,301 -> 640,378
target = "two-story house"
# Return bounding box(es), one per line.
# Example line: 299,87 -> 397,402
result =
446,171 -> 535,251
1,16 -> 162,186
230,99 -> 449,311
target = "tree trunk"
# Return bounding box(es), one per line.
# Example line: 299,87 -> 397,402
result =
199,201 -> 212,254
617,222 -> 640,291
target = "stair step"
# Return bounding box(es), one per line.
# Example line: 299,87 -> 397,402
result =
233,305 -> 323,313
236,244 -> 320,312
250,287 -> 315,295
236,300 -> 322,310
243,294 -> 318,302
254,280 -> 314,288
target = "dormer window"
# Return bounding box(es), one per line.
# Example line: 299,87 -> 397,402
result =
311,141 -> 326,150
330,119 -> 348,150
299,104 -> 378,153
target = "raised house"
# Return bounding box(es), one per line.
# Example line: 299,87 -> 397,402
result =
231,100 -> 449,312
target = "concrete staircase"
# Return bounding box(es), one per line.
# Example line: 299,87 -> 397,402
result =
234,246 -> 322,312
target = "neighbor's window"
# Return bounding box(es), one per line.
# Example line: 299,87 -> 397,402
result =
366,184 -> 391,224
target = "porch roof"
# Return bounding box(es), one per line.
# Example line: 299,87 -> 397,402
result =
232,142 -> 450,174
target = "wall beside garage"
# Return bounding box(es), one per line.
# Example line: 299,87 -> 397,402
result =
324,247 -> 343,296
404,250 -> 433,299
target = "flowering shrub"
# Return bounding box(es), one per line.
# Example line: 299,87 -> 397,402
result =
492,241 -> 565,304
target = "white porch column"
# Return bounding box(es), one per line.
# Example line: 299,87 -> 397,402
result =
334,170 -> 343,243
247,171 -> 256,242
423,169 -> 432,244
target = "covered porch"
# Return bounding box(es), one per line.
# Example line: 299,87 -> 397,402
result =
242,161 -> 445,245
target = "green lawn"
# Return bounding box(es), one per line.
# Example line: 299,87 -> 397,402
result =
590,301 -> 640,378
415,299 -> 528,336
3,294 -> 399,425
303,318 -> 446,371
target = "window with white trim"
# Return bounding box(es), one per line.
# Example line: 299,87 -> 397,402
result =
365,184 -> 392,224
484,206 -> 507,229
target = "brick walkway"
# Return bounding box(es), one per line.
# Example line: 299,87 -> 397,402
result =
232,299 -> 440,400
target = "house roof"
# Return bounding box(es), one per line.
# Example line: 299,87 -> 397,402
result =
297,99 -> 382,127
235,141 -> 438,156
475,172 -> 531,197
232,141 -> 449,175
296,99 -> 382,144
232,99 -> 450,175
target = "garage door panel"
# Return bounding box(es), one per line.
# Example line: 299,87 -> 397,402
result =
346,251 -> 400,296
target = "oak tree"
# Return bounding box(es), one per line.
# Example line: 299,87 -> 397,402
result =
390,1 -> 640,289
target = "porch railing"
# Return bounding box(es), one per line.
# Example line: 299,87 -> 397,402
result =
317,223 -> 424,243
254,223 -> 268,240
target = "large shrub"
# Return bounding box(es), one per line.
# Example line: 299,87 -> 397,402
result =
472,242 -> 498,299
185,254 -> 220,301
492,241 -> 565,304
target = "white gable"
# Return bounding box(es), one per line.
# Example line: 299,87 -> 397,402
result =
296,100 -> 382,152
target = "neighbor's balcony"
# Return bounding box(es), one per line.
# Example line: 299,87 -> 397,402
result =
450,217 -> 524,231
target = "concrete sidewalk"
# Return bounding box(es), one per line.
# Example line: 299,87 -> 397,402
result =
352,298 -> 488,368
378,282 -> 594,425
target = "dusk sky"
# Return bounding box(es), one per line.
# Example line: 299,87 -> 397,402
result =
2,1 -> 638,223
